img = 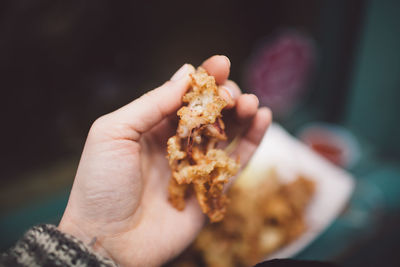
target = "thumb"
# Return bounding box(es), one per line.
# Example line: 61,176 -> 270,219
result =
94,64 -> 195,141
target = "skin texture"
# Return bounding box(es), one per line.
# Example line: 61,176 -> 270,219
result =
58,55 -> 272,267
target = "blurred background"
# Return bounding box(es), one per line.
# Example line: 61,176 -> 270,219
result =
1,0 -> 399,266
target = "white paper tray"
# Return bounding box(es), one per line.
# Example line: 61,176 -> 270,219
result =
238,123 -> 355,259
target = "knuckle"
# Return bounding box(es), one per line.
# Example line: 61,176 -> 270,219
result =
162,80 -> 173,87
90,115 -> 109,134
141,91 -> 153,101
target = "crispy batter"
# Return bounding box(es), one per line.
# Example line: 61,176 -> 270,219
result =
166,170 -> 315,267
167,67 -> 240,222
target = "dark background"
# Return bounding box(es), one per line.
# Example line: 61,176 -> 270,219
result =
0,0 -> 348,179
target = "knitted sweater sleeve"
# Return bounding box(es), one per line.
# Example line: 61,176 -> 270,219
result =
0,224 -> 117,267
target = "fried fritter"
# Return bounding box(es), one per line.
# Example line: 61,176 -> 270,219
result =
194,172 -> 315,267
167,67 -> 240,222
166,170 -> 315,267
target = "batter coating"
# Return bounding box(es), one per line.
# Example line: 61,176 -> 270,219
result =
167,67 -> 240,222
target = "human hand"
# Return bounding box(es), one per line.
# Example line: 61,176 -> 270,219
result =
58,55 -> 272,266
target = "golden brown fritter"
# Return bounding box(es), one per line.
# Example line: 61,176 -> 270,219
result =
166,170 -> 315,267
167,67 -> 240,222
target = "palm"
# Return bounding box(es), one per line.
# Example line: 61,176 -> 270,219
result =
93,119 -> 206,266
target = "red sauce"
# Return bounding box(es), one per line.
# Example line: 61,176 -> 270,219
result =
311,142 -> 342,166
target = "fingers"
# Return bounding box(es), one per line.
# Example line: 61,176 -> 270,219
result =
218,80 -> 241,109
236,94 -> 259,120
202,55 -> 238,109
222,94 -> 264,144
224,107 -> 271,191
243,107 -> 272,145
97,64 -> 195,141
201,55 -> 230,84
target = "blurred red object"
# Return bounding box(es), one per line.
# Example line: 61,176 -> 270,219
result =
311,142 -> 343,166
298,123 -> 361,168
244,31 -> 315,117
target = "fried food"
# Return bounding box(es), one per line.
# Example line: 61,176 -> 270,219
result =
167,67 -> 240,222
167,169 -> 315,267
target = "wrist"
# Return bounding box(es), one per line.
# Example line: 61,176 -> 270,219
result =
58,217 -> 113,260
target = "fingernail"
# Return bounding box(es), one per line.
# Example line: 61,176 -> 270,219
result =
171,64 -> 189,81
219,55 -> 231,67
221,85 -> 234,99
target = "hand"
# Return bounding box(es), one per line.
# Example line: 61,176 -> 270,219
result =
58,55 -> 272,266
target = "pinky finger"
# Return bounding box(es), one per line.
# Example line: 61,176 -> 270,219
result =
243,107 -> 272,146
236,94 -> 259,121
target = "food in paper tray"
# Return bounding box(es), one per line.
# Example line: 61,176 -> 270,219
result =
169,168 -> 315,267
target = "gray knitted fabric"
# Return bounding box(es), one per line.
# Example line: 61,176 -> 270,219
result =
0,224 -> 117,267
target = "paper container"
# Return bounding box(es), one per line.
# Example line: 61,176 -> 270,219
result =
237,123 -> 355,259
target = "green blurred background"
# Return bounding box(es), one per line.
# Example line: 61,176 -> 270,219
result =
1,0 -> 399,266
